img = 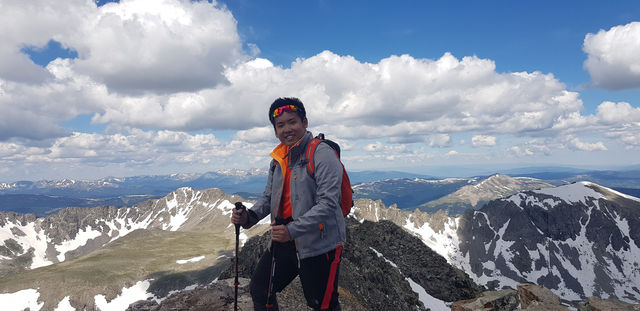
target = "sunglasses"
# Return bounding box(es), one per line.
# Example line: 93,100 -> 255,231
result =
272,105 -> 298,119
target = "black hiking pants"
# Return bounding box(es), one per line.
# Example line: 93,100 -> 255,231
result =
249,240 -> 343,311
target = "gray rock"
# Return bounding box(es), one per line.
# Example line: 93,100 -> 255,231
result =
450,289 -> 520,311
127,278 -> 252,311
577,297 -> 640,311
517,283 -> 562,308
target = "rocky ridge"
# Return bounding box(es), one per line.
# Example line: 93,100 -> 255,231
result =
129,218 -> 483,311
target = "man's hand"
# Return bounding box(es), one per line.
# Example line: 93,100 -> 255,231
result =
231,208 -> 247,226
271,224 -> 291,242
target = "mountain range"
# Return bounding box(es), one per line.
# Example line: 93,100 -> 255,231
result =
353,174 -> 552,214
0,170 -> 268,198
1,178 -> 639,309
3,168 -> 640,217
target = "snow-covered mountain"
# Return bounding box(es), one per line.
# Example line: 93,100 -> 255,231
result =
0,187 -> 262,277
354,181 -> 640,303
456,182 -> 640,301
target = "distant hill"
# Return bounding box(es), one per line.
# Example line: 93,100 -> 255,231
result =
0,194 -> 158,217
508,169 -> 640,188
0,170 -> 268,198
348,170 -> 436,184
418,174 -> 552,215
353,177 -> 473,209
353,174 -> 552,214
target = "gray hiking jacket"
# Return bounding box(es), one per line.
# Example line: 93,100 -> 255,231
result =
244,131 -> 347,259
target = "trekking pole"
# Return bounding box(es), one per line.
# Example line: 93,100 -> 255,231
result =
234,202 -> 246,311
266,216 -> 287,310
265,246 -> 276,310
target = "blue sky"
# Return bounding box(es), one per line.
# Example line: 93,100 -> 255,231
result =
225,1 -> 640,114
1,0 -> 640,181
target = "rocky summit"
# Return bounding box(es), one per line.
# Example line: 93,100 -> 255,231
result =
130,218 -> 483,311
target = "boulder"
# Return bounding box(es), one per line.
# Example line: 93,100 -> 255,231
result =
577,297 -> 640,311
127,278 -> 252,311
450,289 -> 519,311
517,284 -> 564,309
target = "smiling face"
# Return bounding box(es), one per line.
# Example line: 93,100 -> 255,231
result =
274,111 -> 308,146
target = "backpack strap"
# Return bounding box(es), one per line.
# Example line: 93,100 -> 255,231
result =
305,138 -> 323,178
270,159 -> 277,173
306,134 -> 340,178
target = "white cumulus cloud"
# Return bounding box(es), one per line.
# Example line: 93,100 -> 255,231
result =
364,142 -> 384,152
596,101 -> 640,124
68,0 -> 244,94
1,2 -> 639,178
508,139 -> 552,157
472,135 -> 497,147
583,21 -> 640,90
568,137 -> 607,151
428,134 -> 452,148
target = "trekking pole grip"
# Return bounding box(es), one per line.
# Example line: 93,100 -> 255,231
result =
234,202 -> 246,233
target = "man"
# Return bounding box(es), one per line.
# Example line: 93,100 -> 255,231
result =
231,97 -> 346,311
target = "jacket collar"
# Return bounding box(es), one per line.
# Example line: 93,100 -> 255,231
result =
270,131 -> 313,166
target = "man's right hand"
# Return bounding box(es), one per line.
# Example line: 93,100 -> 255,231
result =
231,208 -> 248,226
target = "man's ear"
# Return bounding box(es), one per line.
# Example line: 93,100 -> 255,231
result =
303,117 -> 308,128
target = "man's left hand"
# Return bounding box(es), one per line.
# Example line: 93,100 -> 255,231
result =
271,224 -> 291,242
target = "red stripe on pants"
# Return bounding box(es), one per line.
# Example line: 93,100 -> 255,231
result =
321,246 -> 343,310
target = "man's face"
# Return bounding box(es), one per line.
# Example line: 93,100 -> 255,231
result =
274,111 -> 308,146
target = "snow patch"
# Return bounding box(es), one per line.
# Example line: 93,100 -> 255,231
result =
55,225 -> 103,262
239,232 -> 249,246
506,193 -> 523,206
54,296 -> 75,311
163,207 -> 189,231
370,247 -> 398,268
403,215 -> 460,264
217,200 -> 236,215
176,256 -> 205,264
534,182 -> 603,205
0,288 -> 44,311
369,247 -> 449,310
94,280 -> 152,311
10,221 -> 53,269
406,277 -> 449,311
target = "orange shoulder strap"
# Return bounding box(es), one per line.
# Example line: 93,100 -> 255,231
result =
305,138 -> 322,177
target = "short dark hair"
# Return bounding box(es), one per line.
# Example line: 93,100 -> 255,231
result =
268,97 -> 307,126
